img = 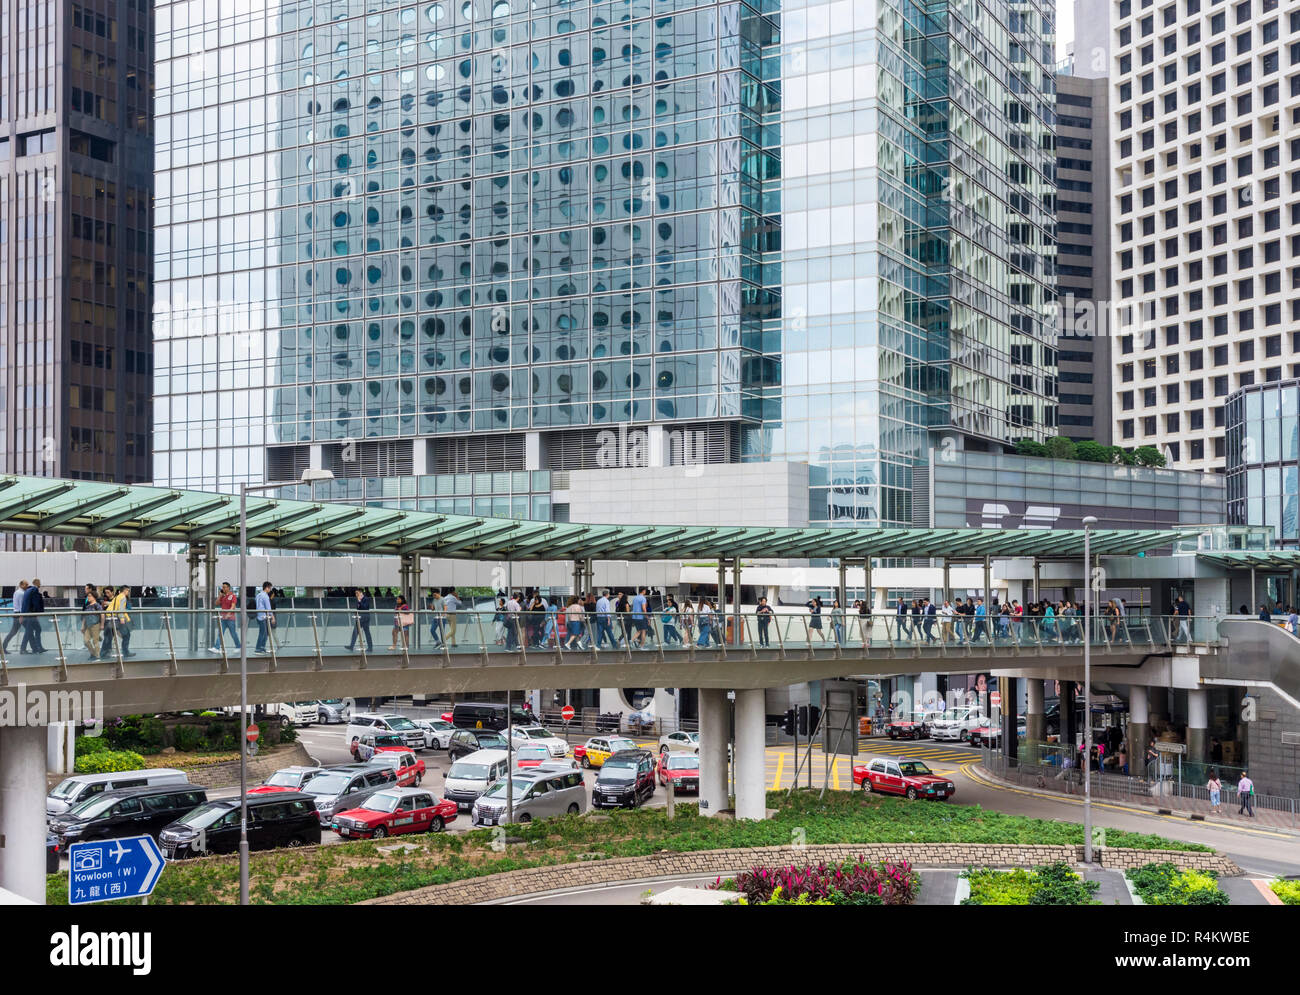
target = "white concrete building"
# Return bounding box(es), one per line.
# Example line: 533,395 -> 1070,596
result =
1110,0 -> 1300,471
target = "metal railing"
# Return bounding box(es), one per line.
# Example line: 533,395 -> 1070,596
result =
0,607 -> 1225,683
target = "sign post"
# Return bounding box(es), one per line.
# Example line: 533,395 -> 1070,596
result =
68,835 -> 165,906
561,704 -> 575,745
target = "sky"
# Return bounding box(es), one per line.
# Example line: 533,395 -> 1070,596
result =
1058,1 -> 1075,60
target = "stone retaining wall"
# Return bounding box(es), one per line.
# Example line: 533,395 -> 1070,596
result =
46,741 -> 314,790
363,843 -> 1241,906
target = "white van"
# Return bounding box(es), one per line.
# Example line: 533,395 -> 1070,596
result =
442,749 -> 510,811
47,768 -> 191,817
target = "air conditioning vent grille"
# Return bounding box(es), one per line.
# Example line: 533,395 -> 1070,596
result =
429,435 -> 525,474
267,445 -> 310,482
322,440 -> 413,478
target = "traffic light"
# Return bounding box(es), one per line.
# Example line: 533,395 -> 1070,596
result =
798,705 -> 822,736
779,708 -> 797,736
807,705 -> 821,736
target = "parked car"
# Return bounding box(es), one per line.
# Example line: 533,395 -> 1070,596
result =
160,793 -> 321,858
350,731 -> 408,762
507,725 -> 568,758
300,764 -> 398,824
885,717 -> 926,740
574,736 -> 638,768
657,751 -> 700,792
448,728 -> 509,762
514,744 -> 554,768
49,785 -> 208,847
591,750 -> 656,809
443,749 -> 511,811
47,769 -> 190,817
317,699 -> 350,724
365,749 -> 426,787
346,713 -> 426,750
413,718 -> 456,750
331,787 -> 456,839
472,768 -> 587,827
970,718 -> 1027,748
852,758 -> 955,800
928,709 -> 990,742
249,765 -> 323,795
450,701 -> 532,732
658,730 -> 700,754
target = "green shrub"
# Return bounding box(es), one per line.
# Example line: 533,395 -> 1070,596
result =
963,863 -> 1100,906
74,750 -> 147,775
171,724 -> 206,752
1029,861 -> 1101,905
74,736 -> 110,755
280,723 -> 298,744
1270,880 -> 1300,905
1045,436 -> 1078,460
1127,862 -> 1229,905
104,715 -> 166,754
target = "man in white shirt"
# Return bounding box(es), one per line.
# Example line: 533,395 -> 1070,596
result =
595,591 -> 613,648
3,580 -> 28,654
1237,770 -> 1255,817
505,592 -> 522,650
442,588 -> 461,646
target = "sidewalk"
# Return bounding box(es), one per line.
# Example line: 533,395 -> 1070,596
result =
971,763 -> 1300,836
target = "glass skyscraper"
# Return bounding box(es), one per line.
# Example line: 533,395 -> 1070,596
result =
154,0 -> 1057,528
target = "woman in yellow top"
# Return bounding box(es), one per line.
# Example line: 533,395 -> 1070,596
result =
99,585 -> 134,658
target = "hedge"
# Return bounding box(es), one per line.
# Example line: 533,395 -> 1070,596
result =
1127,863 -> 1230,905
74,750 -> 147,775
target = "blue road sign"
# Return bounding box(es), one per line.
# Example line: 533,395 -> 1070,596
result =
68,835 -> 165,905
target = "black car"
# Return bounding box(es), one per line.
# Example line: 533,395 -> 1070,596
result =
49,784 -> 208,848
159,793 -> 321,859
451,701 -> 532,732
591,750 -> 656,809
448,728 -> 509,761
46,832 -> 60,874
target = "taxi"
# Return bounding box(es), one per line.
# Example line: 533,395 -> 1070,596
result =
364,749 -> 426,787
248,765 -> 323,795
657,751 -> 700,793
331,787 -> 457,839
573,735 -> 638,769
514,744 -> 554,768
350,731 -> 409,762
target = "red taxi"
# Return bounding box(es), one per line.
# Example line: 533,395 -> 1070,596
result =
330,787 -> 456,838
657,751 -> 700,793
365,749 -> 426,787
248,765 -> 323,795
851,758 -> 955,800
514,744 -> 553,768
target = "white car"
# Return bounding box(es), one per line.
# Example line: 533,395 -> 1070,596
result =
928,709 -> 990,742
509,725 -> 569,758
658,730 -> 700,754
414,718 -> 456,750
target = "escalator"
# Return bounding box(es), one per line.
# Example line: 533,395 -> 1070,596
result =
1211,619 -> 1300,712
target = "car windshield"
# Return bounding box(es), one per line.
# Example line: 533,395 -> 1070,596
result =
520,727 -> 551,738
686,732 -> 699,743
359,792 -> 402,814
448,762 -> 490,780
66,793 -> 122,820
937,710 -> 968,721
265,770 -> 304,787
174,802 -> 233,829
597,762 -> 636,781
50,779 -> 84,799
482,778 -> 534,798
292,701 -> 315,707
384,717 -> 416,731
430,720 -> 454,731
898,762 -> 934,777
666,755 -> 699,770
476,734 -> 508,749
370,755 -> 401,768
609,739 -> 636,751
302,773 -> 351,795
319,699 -> 343,706
518,746 -> 549,758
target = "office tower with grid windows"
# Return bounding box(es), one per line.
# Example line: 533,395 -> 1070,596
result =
153,0 -> 1059,528
1110,0 -> 1300,471
0,0 -> 154,501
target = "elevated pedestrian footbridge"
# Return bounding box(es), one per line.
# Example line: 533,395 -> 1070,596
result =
2,607 -> 1217,717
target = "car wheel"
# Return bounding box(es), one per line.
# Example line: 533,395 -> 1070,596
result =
430,816 -> 444,833
279,715 -> 290,728
889,730 -> 898,740
906,787 -> 918,800
373,825 -> 388,838
415,774 -> 423,786
567,803 -> 580,815
960,730 -> 969,742
287,836 -> 304,848
861,777 -> 872,793
581,756 -> 590,768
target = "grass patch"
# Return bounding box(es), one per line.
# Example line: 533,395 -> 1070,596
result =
44,790 -> 1211,906
962,863 -> 1101,905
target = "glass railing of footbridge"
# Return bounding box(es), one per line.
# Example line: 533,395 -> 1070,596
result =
0,608 -> 1221,680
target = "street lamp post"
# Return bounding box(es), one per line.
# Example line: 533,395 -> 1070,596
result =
1082,515 -> 1098,863
237,468 -> 333,906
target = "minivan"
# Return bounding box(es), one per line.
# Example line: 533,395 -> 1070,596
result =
346,713 -> 426,750
49,784 -> 208,847
591,750 -> 656,809
442,749 -> 510,811
451,701 -> 531,732
471,767 -> 587,827
159,793 -> 321,858
46,768 -> 191,817
299,763 -> 398,824
447,728 -> 508,762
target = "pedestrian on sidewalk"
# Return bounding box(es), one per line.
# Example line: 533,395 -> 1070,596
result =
1206,769 -> 1222,813
22,578 -> 47,653
3,580 -> 28,654
1236,770 -> 1255,817
81,583 -> 103,659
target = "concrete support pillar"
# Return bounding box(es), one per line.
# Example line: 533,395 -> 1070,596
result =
837,560 -> 847,614
697,689 -> 730,816
584,560 -> 593,598
1002,677 -> 1019,764
0,725 -> 49,903
864,557 -> 873,611
1128,685 -> 1149,777
1033,559 -> 1040,602
204,541 -> 217,651
716,560 -> 726,617
1061,681 -> 1077,749
186,543 -> 203,653
732,557 -> 742,645
1026,678 -> 1045,744
1187,687 -> 1208,765
47,722 -> 75,774
733,689 -> 767,821
942,558 -> 950,604
572,560 -> 583,597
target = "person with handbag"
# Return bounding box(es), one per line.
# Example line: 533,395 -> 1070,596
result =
100,585 -> 134,658
81,583 -> 103,659
392,600 -> 414,650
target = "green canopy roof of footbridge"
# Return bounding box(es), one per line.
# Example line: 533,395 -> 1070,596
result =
0,474 -> 1187,562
